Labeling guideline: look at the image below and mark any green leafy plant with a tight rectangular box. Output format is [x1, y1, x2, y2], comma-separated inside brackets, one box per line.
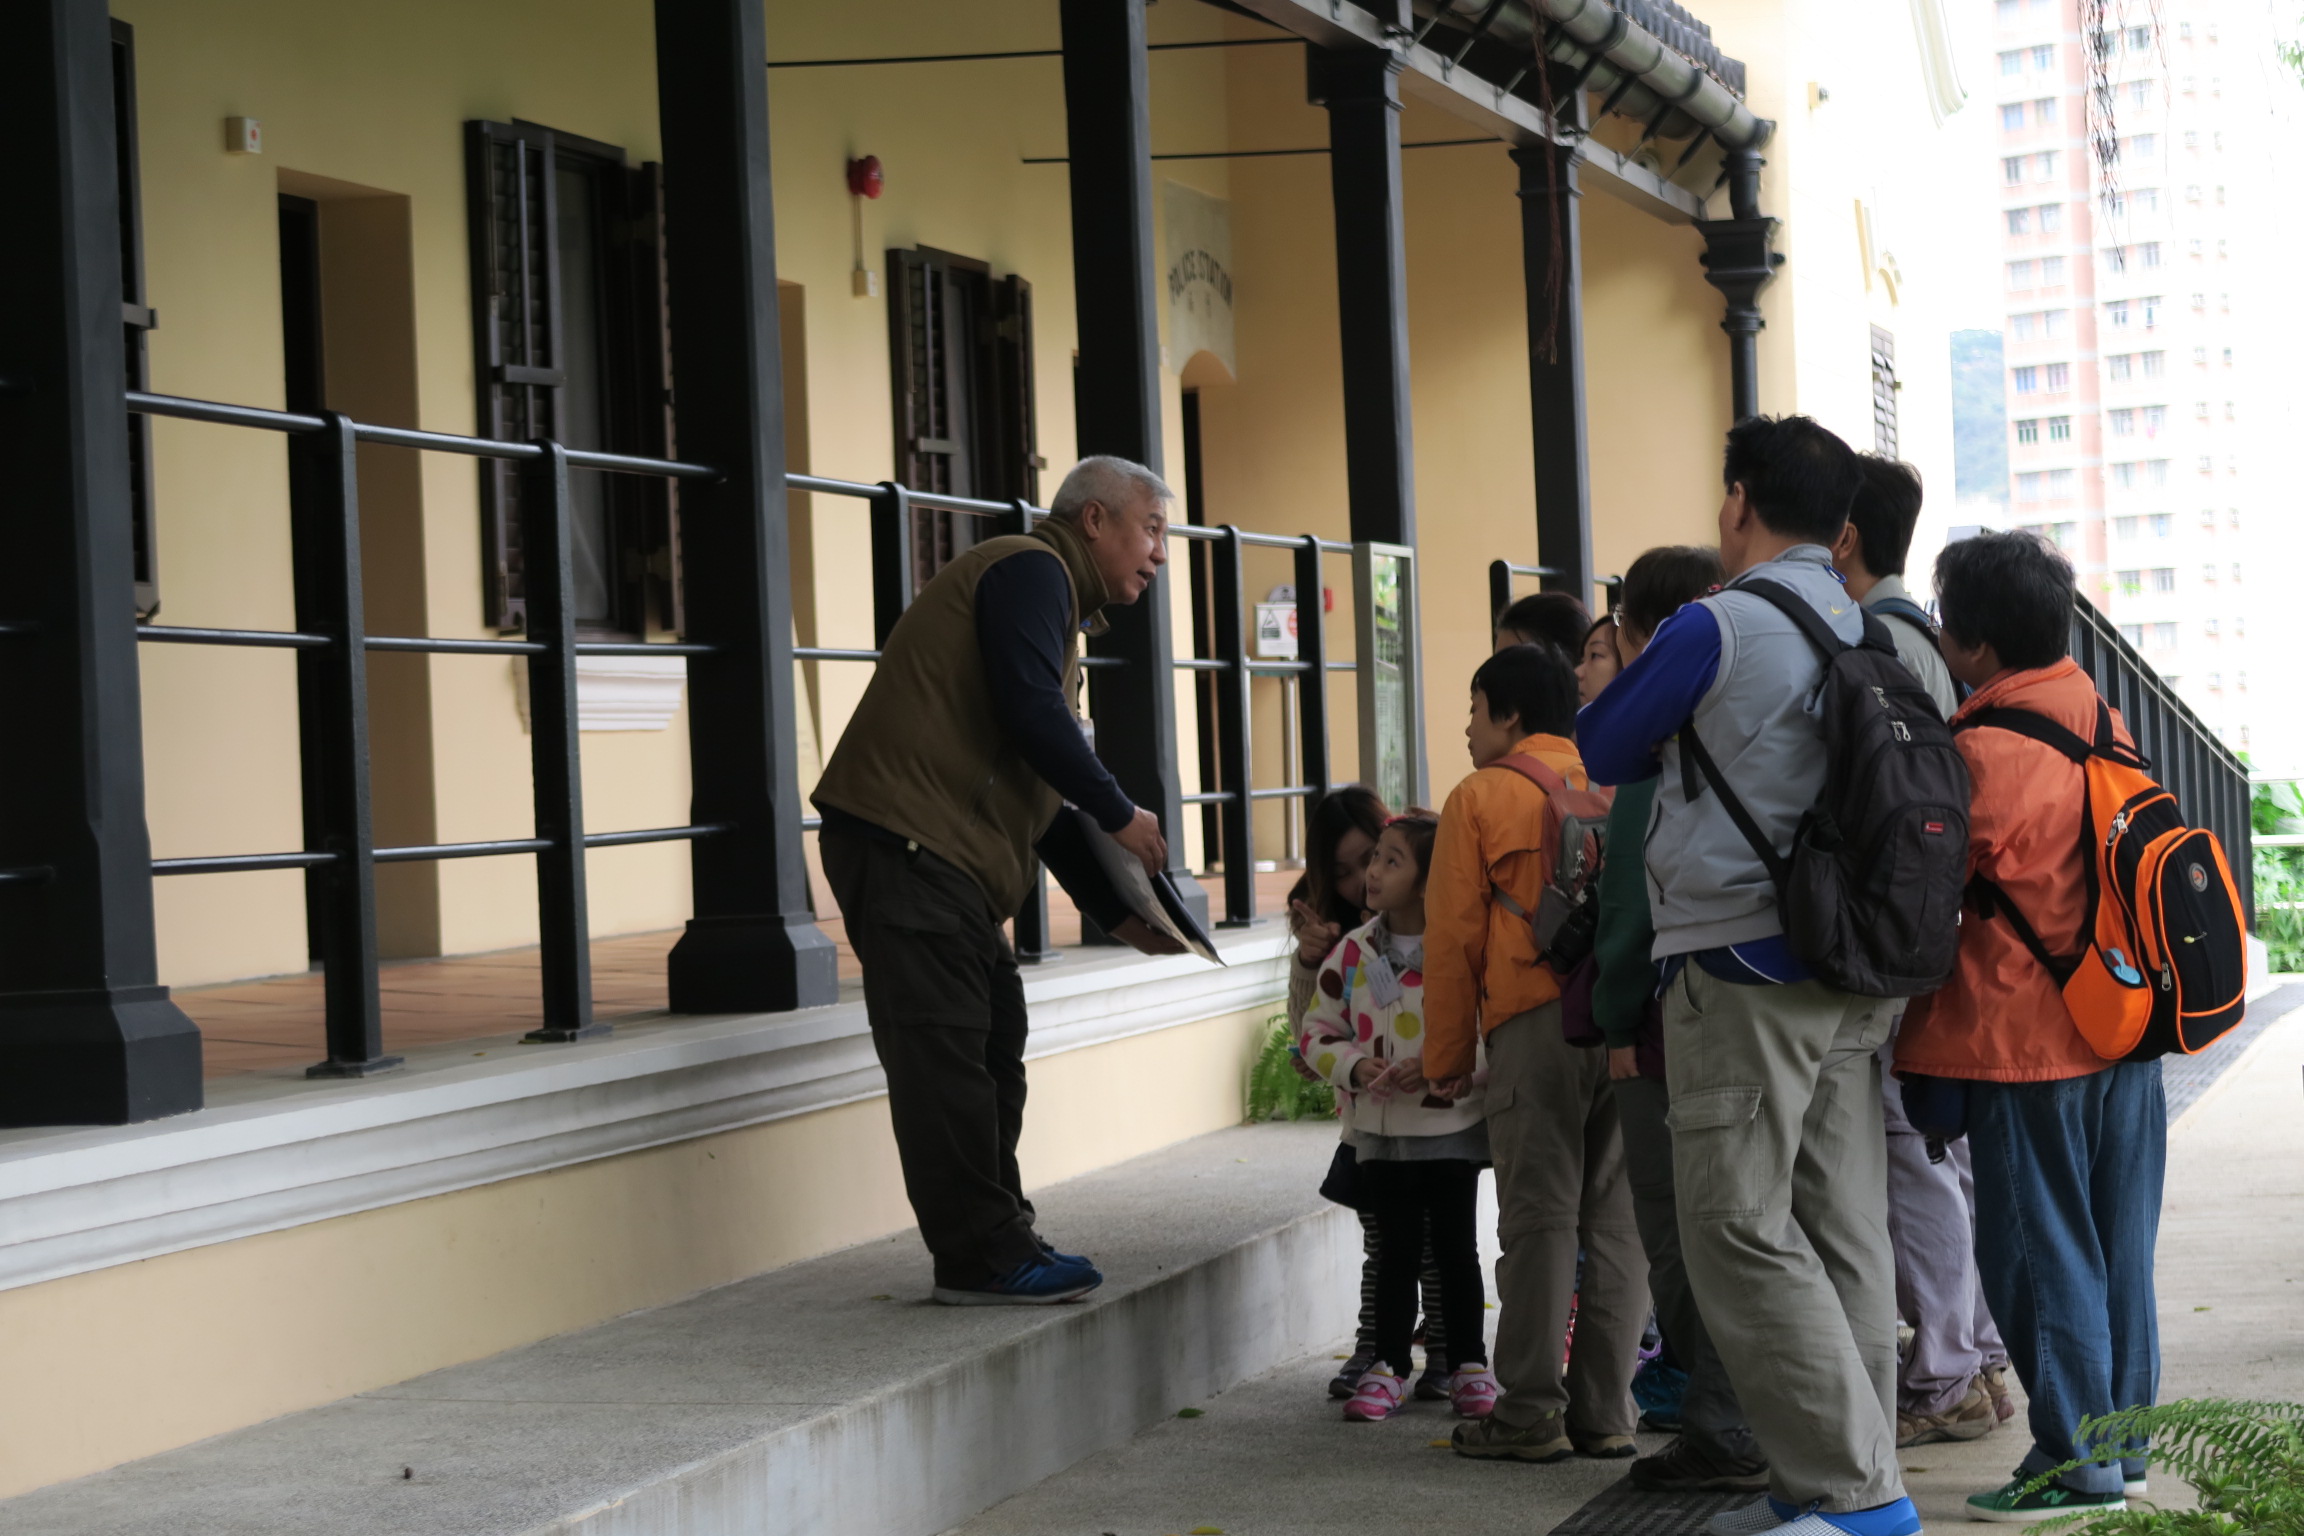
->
[1246, 1016, 1335, 1123]
[2253, 781, 2304, 973]
[2035, 1399, 2304, 1532]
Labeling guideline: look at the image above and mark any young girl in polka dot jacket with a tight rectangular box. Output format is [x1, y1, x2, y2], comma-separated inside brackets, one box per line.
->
[1298, 811, 1496, 1423]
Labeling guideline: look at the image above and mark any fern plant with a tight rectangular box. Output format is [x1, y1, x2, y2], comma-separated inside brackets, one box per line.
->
[2037, 1399, 2304, 1533]
[1246, 1016, 1335, 1123]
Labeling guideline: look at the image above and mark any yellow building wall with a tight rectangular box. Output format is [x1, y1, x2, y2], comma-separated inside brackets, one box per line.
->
[0, 1000, 1274, 1500]
[121, 0, 693, 986]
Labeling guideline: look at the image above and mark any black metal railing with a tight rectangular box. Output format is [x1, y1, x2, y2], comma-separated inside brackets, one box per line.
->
[780, 471, 1367, 936]
[123, 389, 724, 1078]
[2068, 596, 2254, 922]
[1488, 557, 1621, 630]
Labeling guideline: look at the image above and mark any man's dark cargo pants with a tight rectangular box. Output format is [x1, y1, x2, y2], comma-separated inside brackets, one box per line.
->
[821, 824, 1043, 1285]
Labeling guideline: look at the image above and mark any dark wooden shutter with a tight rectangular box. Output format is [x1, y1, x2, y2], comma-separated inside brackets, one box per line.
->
[466, 120, 566, 630]
[889, 247, 980, 593]
[113, 21, 159, 618]
[988, 274, 1041, 506]
[621, 160, 682, 634]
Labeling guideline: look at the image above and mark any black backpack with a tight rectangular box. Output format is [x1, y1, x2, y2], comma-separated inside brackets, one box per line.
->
[1867, 593, 1972, 707]
[1679, 580, 1973, 998]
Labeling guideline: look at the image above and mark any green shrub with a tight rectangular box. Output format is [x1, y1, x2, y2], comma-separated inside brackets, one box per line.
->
[2253, 781, 2304, 974]
[2035, 1399, 2304, 1532]
[1246, 1016, 1335, 1123]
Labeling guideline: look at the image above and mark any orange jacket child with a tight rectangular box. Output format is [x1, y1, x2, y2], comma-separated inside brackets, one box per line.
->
[1896, 658, 2132, 1083]
[1422, 732, 1589, 1081]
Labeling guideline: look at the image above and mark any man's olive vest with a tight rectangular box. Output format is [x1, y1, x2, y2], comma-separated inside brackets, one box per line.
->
[812, 517, 1111, 915]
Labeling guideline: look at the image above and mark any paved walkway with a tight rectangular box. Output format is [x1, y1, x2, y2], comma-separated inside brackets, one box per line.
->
[956, 991, 2304, 1536]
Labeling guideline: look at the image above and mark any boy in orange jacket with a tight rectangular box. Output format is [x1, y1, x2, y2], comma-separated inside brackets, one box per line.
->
[1896, 531, 2162, 1524]
[1425, 642, 1648, 1463]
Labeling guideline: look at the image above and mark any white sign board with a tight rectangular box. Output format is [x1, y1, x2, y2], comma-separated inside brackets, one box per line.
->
[1163, 182, 1235, 380]
[1254, 602, 1298, 660]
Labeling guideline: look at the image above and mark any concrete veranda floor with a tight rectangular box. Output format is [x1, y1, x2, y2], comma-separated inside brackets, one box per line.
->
[955, 995, 2304, 1536]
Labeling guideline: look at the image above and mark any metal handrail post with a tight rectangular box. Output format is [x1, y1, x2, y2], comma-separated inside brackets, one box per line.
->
[290, 414, 398, 1077]
[1008, 498, 1056, 961]
[1488, 557, 1513, 629]
[1213, 527, 1256, 926]
[519, 441, 602, 1042]
[870, 480, 916, 649]
[1295, 536, 1332, 805]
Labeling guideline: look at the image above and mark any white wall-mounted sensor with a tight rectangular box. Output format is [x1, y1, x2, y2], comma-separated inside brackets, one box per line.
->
[224, 117, 262, 155]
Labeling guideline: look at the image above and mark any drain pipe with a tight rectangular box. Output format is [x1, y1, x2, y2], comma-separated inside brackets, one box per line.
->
[1696, 147, 1780, 421]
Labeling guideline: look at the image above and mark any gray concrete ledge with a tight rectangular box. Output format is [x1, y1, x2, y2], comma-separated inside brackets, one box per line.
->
[0, 1120, 1357, 1536]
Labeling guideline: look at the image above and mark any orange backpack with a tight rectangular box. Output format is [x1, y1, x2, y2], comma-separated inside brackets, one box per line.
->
[1958, 700, 2246, 1061]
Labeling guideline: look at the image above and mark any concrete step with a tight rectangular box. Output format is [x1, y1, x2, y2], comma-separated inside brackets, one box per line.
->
[0, 1122, 1357, 1536]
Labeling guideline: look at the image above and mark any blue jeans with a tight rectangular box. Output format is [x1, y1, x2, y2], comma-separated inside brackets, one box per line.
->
[1968, 1061, 2166, 1495]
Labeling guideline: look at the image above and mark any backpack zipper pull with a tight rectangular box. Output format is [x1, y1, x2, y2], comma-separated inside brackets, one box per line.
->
[2159, 963, 2173, 992]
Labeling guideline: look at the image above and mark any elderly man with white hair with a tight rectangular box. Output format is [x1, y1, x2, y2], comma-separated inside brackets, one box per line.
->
[813, 454, 1184, 1305]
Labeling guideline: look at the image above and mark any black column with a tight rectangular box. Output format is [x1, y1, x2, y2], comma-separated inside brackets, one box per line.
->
[1513, 140, 1592, 601]
[656, 0, 839, 1013]
[1309, 45, 1416, 548]
[0, 0, 202, 1125]
[1696, 148, 1783, 425]
[1059, 0, 1203, 927]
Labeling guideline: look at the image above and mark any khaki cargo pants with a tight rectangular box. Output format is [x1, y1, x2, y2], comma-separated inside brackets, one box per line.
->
[1664, 963, 1904, 1513]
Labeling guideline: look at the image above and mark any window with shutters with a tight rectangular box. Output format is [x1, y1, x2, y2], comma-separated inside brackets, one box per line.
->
[464, 120, 678, 635]
[1868, 326, 1898, 455]
[113, 22, 159, 617]
[886, 246, 1041, 594]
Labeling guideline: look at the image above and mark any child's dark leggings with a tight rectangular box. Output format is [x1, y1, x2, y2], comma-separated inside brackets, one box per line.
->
[1360, 1157, 1487, 1379]
[1354, 1211, 1448, 1366]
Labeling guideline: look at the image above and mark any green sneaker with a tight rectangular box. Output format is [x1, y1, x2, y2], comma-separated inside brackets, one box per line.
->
[1967, 1471, 2128, 1524]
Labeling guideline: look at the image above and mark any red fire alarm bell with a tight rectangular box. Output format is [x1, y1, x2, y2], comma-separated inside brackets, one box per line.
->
[846, 156, 884, 199]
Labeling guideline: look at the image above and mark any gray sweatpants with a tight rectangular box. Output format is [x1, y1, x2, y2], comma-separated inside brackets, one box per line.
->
[1881, 1037, 2009, 1415]
[1485, 1004, 1649, 1437]
[1663, 964, 1904, 1514]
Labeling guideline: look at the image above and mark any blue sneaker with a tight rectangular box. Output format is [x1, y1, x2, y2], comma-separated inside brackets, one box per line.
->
[932, 1253, 1103, 1306]
[1038, 1237, 1091, 1267]
[1742, 1499, 1924, 1536]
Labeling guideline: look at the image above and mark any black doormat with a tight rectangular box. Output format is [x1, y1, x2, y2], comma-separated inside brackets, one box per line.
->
[1546, 1476, 1756, 1535]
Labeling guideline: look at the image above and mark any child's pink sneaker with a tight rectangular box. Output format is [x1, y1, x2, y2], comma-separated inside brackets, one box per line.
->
[1343, 1365, 1407, 1421]
[1450, 1364, 1499, 1419]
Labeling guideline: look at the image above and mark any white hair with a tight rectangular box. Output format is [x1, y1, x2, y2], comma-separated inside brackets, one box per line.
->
[1049, 455, 1173, 521]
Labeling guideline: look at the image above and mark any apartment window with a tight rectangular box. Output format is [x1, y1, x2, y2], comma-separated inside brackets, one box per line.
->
[2204, 618, 2220, 637]
[2184, 130, 2199, 149]
[2202, 563, 2219, 584]
[2135, 187, 2160, 211]
[2105, 246, 2128, 274]
[2197, 455, 2214, 475]
[2112, 462, 2136, 488]
[2016, 418, 2040, 445]
[2235, 615, 2246, 636]
[2143, 405, 2166, 435]
[2147, 460, 2170, 485]
[2214, 132, 2224, 150]
[2032, 44, 2054, 68]
[2149, 514, 2172, 537]
[2193, 347, 2208, 365]
[2219, 290, 2230, 309]
[2048, 415, 2072, 440]
[2199, 507, 2216, 528]
[2224, 401, 2236, 421]
[2000, 49, 2024, 76]
[2006, 207, 2032, 235]
[2114, 515, 2138, 538]
[2003, 155, 2027, 186]
[2195, 400, 2210, 419]
[2140, 296, 2161, 327]
[2107, 300, 2130, 329]
[2044, 310, 2068, 337]
[2222, 347, 2233, 365]
[2017, 472, 2046, 502]
[2191, 292, 2206, 310]
[2206, 673, 2222, 690]
[2115, 568, 2143, 596]
[887, 249, 1043, 587]
[2119, 623, 2144, 644]
[2143, 351, 2166, 377]
[2148, 568, 2176, 592]
[2128, 25, 2151, 49]
[2217, 240, 2228, 259]
[2014, 365, 2040, 394]
[2010, 312, 2038, 341]
[1997, 0, 2020, 19]
[464, 120, 679, 634]
[2008, 259, 2036, 289]
[2230, 509, 2241, 528]
[2232, 563, 2243, 584]
[2001, 102, 2026, 130]
[2046, 469, 2075, 499]
[2186, 184, 2203, 202]
[2139, 242, 2162, 268]
[1869, 326, 1898, 456]
[2039, 203, 2064, 233]
[2041, 256, 2067, 284]
[2034, 96, 2058, 124]
[2130, 133, 2158, 158]
[2045, 362, 2070, 390]
[2151, 622, 2177, 647]
[2109, 408, 2136, 437]
[2107, 353, 2134, 381]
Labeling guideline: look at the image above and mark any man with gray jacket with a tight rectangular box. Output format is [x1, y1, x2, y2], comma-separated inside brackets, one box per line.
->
[1580, 417, 1918, 1536]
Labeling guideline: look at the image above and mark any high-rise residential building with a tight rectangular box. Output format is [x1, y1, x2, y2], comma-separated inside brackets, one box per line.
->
[1988, 0, 2284, 764]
